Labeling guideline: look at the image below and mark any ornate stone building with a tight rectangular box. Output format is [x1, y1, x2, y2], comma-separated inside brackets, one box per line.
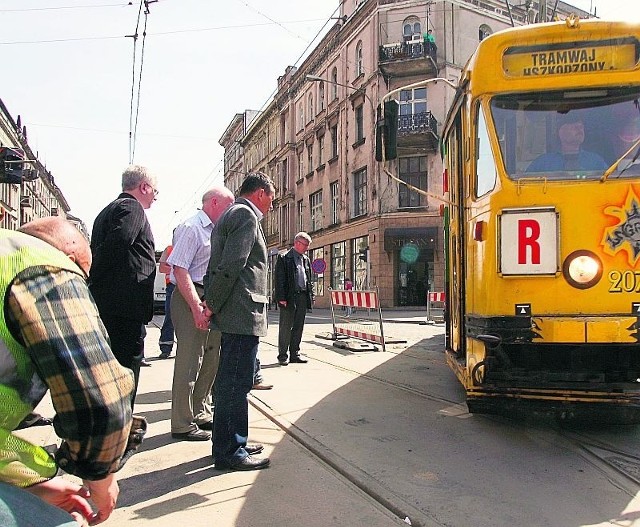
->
[220, 0, 588, 307]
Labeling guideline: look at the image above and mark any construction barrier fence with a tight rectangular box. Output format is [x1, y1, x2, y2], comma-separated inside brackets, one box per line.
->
[329, 288, 386, 351]
[426, 291, 445, 323]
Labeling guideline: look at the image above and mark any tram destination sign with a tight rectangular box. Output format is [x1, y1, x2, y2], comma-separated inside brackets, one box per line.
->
[503, 38, 639, 77]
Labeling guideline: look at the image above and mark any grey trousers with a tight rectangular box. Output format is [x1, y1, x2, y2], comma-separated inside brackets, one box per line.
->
[170, 285, 221, 433]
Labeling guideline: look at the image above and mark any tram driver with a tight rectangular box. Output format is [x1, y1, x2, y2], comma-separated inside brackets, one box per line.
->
[526, 112, 608, 174]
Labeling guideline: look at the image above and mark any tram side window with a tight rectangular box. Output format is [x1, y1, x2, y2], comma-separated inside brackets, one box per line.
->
[476, 107, 496, 197]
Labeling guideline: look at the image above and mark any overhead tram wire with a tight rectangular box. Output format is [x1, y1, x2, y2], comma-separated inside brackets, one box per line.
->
[127, 0, 155, 164]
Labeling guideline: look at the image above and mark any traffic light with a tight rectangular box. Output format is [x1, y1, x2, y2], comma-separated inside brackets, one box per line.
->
[375, 100, 399, 162]
[358, 247, 368, 262]
[0, 147, 25, 184]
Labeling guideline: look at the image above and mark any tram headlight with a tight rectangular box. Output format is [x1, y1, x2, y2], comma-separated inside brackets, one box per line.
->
[562, 250, 602, 289]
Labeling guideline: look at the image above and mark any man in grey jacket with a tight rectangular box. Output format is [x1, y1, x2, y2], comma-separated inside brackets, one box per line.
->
[203, 172, 274, 471]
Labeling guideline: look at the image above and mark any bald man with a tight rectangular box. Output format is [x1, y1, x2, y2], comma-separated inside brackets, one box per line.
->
[0, 217, 144, 527]
[168, 187, 235, 441]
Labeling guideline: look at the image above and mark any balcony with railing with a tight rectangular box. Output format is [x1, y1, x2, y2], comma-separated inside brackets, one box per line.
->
[397, 111, 439, 153]
[378, 40, 437, 78]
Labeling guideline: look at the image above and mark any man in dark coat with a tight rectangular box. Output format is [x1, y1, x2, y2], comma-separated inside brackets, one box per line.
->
[274, 232, 314, 365]
[89, 165, 157, 408]
[204, 172, 274, 471]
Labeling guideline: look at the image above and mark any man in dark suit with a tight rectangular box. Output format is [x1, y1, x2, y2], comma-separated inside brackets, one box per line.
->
[89, 165, 157, 408]
[275, 232, 314, 365]
[204, 172, 274, 471]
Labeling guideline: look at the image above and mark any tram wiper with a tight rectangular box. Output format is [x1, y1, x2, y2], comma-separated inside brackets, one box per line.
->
[600, 135, 640, 182]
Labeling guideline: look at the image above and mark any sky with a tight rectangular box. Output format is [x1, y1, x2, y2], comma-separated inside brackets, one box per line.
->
[0, 0, 639, 248]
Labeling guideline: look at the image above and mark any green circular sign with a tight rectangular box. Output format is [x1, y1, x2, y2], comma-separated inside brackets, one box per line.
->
[400, 243, 419, 264]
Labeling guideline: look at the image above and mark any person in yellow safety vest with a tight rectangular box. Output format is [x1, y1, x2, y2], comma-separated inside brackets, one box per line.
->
[0, 217, 146, 527]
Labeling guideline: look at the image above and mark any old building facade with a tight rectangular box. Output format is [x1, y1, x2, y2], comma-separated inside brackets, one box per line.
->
[220, 0, 587, 308]
[0, 99, 87, 237]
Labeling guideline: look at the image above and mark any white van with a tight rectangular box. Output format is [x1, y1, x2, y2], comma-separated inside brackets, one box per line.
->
[153, 264, 167, 313]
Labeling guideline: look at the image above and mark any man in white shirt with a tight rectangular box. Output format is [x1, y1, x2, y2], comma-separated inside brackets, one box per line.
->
[168, 187, 234, 441]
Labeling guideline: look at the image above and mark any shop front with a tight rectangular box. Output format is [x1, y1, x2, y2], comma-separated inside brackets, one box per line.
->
[384, 227, 439, 307]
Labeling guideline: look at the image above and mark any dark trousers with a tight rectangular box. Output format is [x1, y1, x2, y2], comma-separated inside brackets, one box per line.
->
[213, 333, 259, 465]
[100, 314, 145, 409]
[159, 282, 175, 353]
[277, 293, 308, 361]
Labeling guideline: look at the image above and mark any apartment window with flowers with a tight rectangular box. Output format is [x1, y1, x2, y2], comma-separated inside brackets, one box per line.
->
[330, 181, 339, 225]
[310, 190, 323, 232]
[297, 199, 304, 232]
[353, 167, 367, 217]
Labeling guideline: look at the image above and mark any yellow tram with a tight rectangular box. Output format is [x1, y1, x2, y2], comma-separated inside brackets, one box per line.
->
[441, 18, 640, 422]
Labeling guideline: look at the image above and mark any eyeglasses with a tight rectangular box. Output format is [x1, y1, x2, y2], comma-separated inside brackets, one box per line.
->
[145, 182, 159, 197]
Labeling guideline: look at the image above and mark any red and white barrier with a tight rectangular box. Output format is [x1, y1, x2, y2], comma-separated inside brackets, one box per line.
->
[329, 288, 386, 351]
[426, 291, 445, 323]
[330, 290, 379, 309]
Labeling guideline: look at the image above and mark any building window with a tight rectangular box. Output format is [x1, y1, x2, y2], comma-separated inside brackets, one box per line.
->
[310, 190, 323, 232]
[331, 241, 346, 289]
[403, 18, 422, 42]
[318, 135, 324, 166]
[330, 181, 339, 225]
[351, 235, 368, 289]
[330, 124, 338, 158]
[307, 144, 313, 174]
[297, 199, 304, 232]
[308, 94, 314, 122]
[280, 159, 288, 194]
[319, 82, 325, 112]
[298, 151, 304, 180]
[355, 41, 363, 77]
[355, 105, 364, 143]
[299, 103, 304, 130]
[281, 202, 290, 243]
[331, 67, 338, 100]
[353, 167, 367, 217]
[399, 156, 427, 208]
[310, 247, 324, 297]
[400, 88, 427, 116]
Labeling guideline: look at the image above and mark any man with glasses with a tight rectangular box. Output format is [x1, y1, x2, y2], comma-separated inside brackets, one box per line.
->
[274, 232, 314, 366]
[89, 165, 157, 408]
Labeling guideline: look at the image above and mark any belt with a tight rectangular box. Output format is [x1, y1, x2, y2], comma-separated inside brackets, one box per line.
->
[295, 289, 307, 294]
[194, 283, 204, 288]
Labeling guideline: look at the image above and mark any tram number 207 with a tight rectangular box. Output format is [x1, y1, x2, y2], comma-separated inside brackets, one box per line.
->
[608, 270, 640, 293]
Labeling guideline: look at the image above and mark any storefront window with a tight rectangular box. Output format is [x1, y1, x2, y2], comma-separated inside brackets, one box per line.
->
[331, 241, 346, 289]
[351, 235, 368, 289]
[310, 247, 324, 296]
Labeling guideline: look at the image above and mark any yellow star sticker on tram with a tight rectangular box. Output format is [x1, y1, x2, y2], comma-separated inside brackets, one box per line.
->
[601, 187, 640, 266]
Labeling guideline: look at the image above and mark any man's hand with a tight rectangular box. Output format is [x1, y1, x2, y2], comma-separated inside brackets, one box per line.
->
[27, 477, 95, 525]
[279, 300, 287, 308]
[192, 306, 211, 331]
[84, 474, 119, 524]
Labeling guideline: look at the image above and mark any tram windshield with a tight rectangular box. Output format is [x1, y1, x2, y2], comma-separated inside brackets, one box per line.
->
[490, 87, 640, 180]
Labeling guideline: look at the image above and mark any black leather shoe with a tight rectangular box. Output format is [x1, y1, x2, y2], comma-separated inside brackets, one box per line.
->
[140, 359, 152, 367]
[171, 428, 211, 441]
[278, 359, 289, 366]
[245, 443, 264, 455]
[216, 455, 270, 471]
[289, 356, 308, 363]
[197, 420, 213, 431]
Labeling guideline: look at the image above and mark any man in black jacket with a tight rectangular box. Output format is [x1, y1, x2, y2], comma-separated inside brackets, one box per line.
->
[274, 232, 314, 365]
[89, 165, 157, 408]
